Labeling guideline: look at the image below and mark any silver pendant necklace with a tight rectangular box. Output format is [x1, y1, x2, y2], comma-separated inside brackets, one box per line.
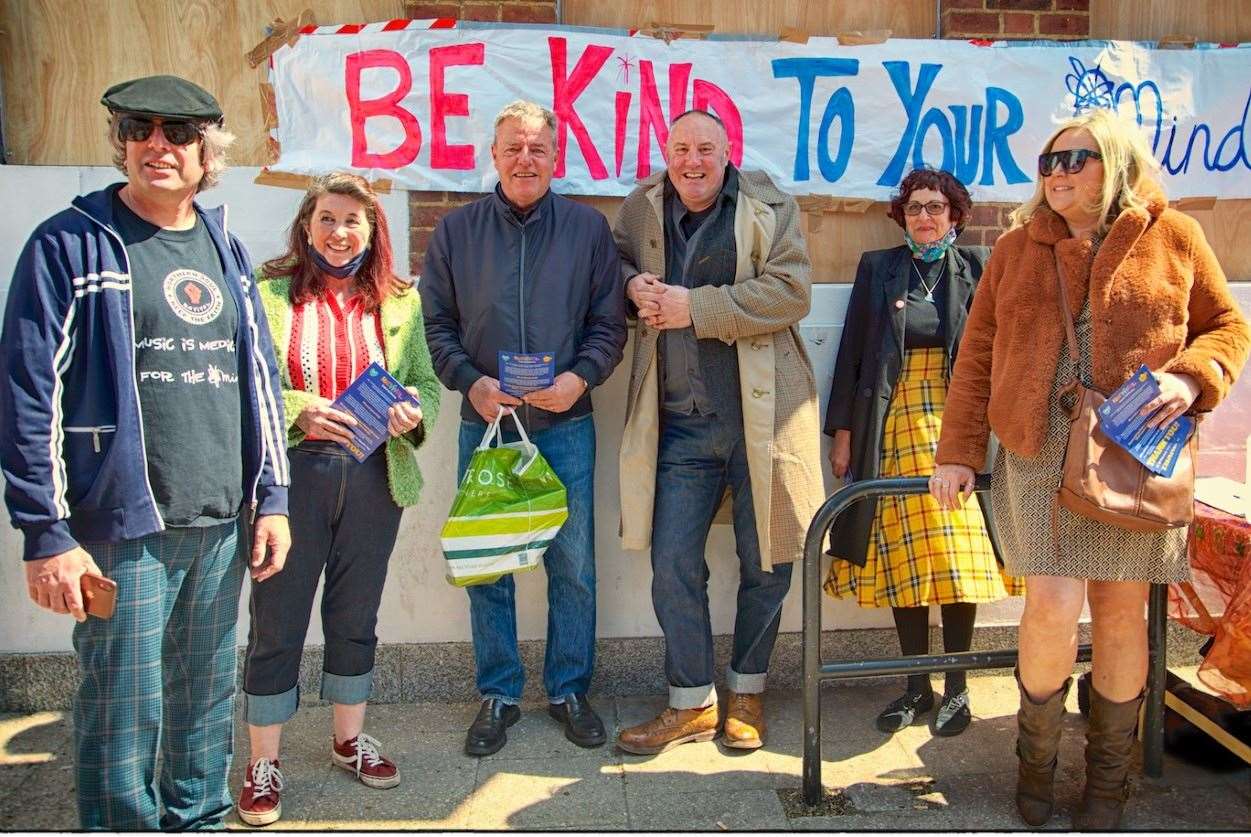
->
[911, 258, 946, 302]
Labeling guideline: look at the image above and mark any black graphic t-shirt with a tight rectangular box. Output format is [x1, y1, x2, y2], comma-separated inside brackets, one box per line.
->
[112, 191, 244, 526]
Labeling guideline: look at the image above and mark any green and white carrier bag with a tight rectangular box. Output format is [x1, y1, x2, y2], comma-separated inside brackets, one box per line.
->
[440, 409, 569, 587]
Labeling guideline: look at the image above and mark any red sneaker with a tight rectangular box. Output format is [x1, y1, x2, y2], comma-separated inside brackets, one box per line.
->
[332, 732, 401, 789]
[236, 758, 284, 827]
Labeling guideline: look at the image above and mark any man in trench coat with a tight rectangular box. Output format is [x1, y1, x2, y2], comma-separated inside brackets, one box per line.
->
[612, 110, 825, 754]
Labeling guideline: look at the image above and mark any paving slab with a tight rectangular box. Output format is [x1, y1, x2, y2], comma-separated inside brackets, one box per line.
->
[626, 787, 790, 830]
[620, 738, 789, 793]
[467, 755, 627, 830]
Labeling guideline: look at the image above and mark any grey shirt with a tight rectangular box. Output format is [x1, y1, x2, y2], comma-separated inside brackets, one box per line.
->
[659, 186, 731, 415]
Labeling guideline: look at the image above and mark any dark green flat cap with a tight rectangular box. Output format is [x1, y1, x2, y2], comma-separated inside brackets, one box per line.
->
[100, 75, 223, 122]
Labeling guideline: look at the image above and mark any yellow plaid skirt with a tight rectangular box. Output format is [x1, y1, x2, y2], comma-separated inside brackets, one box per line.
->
[825, 347, 1025, 608]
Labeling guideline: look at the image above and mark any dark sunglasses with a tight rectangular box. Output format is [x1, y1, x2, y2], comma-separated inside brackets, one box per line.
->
[117, 116, 203, 147]
[1038, 148, 1102, 177]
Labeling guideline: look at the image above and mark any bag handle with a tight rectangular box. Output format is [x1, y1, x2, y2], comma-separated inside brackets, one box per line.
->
[1052, 252, 1081, 388]
[477, 407, 540, 475]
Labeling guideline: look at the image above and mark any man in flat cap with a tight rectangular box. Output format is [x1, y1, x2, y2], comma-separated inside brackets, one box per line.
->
[0, 75, 290, 829]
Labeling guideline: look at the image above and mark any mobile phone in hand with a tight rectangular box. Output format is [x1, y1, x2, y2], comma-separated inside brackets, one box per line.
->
[80, 572, 117, 619]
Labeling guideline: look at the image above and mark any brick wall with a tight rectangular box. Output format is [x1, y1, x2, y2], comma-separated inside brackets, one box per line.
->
[940, 0, 1089, 246]
[942, 0, 1091, 41]
[403, 0, 1088, 270]
[403, 0, 557, 274]
[404, 0, 556, 24]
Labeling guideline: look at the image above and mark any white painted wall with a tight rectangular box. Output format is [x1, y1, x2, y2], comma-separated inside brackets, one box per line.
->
[0, 165, 1025, 654]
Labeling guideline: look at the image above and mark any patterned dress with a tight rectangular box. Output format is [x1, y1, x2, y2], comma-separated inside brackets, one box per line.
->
[991, 303, 1189, 582]
[827, 347, 1026, 607]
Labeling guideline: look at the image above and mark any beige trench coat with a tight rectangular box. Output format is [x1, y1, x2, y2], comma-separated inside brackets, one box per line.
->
[613, 169, 825, 571]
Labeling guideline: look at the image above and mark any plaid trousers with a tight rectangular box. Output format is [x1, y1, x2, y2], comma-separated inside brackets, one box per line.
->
[72, 520, 244, 830]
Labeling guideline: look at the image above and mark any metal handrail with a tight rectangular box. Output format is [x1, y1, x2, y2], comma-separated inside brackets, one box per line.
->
[800, 475, 1166, 805]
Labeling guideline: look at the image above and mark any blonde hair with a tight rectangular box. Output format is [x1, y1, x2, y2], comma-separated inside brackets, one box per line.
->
[1009, 108, 1162, 235]
[492, 100, 557, 142]
[107, 112, 235, 192]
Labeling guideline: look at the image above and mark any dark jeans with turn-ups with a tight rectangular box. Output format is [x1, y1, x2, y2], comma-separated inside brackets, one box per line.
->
[243, 441, 402, 725]
[650, 409, 793, 710]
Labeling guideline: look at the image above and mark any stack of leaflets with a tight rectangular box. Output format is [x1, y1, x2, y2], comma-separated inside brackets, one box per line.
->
[1095, 364, 1195, 478]
[331, 362, 421, 462]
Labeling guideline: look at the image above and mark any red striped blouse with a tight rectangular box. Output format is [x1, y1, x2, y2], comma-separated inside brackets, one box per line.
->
[287, 292, 387, 401]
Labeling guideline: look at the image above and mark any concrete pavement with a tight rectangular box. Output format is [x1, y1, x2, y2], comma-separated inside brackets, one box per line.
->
[1, 669, 1247, 831]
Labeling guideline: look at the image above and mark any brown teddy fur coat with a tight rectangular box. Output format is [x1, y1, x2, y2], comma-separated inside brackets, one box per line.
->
[937, 182, 1250, 470]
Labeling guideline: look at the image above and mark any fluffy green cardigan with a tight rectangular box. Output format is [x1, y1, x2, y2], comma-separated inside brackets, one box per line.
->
[257, 275, 441, 507]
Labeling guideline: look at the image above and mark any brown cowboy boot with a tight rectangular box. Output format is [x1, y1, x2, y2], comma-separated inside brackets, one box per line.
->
[1073, 685, 1143, 830]
[1015, 670, 1073, 827]
[723, 691, 766, 749]
[616, 704, 720, 755]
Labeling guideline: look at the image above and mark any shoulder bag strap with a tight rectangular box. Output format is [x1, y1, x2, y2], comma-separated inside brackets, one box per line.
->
[1052, 252, 1081, 387]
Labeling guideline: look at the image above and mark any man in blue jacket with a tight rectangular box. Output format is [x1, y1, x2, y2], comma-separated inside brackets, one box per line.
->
[0, 75, 291, 830]
[420, 100, 626, 756]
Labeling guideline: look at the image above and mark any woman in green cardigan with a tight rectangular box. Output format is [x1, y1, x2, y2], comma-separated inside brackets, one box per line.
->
[236, 172, 441, 826]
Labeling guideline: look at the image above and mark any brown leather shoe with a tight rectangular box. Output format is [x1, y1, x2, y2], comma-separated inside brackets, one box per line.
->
[723, 691, 766, 749]
[617, 705, 720, 755]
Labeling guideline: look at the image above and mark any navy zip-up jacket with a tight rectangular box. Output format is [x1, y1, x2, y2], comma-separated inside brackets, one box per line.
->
[419, 186, 626, 432]
[0, 184, 290, 561]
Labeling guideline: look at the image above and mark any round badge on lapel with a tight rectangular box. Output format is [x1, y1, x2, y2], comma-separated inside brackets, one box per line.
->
[895, 299, 906, 309]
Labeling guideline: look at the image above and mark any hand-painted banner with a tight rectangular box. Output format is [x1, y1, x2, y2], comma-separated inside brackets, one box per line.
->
[268, 21, 1251, 201]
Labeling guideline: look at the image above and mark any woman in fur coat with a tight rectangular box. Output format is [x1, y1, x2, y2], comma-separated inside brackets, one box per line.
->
[931, 108, 1249, 829]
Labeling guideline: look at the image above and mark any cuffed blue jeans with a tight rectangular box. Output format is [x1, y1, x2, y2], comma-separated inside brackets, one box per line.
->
[651, 410, 793, 709]
[457, 414, 597, 705]
[243, 442, 402, 725]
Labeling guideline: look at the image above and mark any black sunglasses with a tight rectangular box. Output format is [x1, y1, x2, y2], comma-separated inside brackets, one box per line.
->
[117, 116, 203, 147]
[1038, 148, 1102, 177]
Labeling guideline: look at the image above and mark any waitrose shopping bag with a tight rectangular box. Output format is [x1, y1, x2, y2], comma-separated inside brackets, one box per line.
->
[440, 409, 569, 587]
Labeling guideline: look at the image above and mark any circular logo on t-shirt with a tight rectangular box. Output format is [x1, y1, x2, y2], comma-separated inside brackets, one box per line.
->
[163, 270, 224, 325]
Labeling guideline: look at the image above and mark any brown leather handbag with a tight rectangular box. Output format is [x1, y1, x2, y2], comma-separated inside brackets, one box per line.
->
[1053, 258, 1196, 533]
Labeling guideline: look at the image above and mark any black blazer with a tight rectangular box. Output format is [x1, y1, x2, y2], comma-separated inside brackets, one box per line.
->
[823, 243, 1002, 568]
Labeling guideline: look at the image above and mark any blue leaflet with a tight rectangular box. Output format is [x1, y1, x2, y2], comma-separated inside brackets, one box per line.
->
[1095, 364, 1195, 478]
[331, 362, 421, 462]
[498, 351, 556, 397]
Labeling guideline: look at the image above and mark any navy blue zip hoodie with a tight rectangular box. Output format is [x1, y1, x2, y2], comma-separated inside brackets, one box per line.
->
[0, 184, 290, 561]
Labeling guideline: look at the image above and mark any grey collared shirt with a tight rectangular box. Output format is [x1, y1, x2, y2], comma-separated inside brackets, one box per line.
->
[659, 195, 718, 415]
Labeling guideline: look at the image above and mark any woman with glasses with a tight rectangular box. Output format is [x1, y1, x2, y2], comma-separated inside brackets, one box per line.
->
[823, 167, 1023, 738]
[932, 110, 1247, 828]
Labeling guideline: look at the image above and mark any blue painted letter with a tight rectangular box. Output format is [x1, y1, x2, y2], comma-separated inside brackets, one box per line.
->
[772, 57, 860, 181]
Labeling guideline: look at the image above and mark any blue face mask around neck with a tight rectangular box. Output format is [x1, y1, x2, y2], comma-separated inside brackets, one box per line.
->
[904, 227, 958, 262]
[307, 240, 370, 279]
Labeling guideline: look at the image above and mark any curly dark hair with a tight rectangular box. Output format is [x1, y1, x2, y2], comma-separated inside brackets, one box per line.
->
[886, 168, 974, 232]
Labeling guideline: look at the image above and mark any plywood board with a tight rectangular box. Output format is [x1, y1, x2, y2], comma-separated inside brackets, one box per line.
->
[0, 0, 404, 166]
[562, 0, 936, 38]
[1178, 199, 1251, 283]
[1090, 0, 1251, 43]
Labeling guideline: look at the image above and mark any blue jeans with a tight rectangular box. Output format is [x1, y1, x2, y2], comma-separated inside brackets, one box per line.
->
[457, 414, 597, 704]
[73, 521, 244, 830]
[651, 410, 793, 709]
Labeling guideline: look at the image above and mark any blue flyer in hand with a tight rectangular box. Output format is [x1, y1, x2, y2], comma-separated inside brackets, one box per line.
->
[1095, 364, 1195, 477]
[331, 362, 420, 462]
[498, 351, 555, 396]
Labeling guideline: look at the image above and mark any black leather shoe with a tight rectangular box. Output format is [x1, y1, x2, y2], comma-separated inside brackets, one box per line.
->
[464, 698, 521, 757]
[547, 693, 607, 748]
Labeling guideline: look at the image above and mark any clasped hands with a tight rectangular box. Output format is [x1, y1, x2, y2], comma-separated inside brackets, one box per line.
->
[627, 273, 692, 331]
[467, 372, 587, 423]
